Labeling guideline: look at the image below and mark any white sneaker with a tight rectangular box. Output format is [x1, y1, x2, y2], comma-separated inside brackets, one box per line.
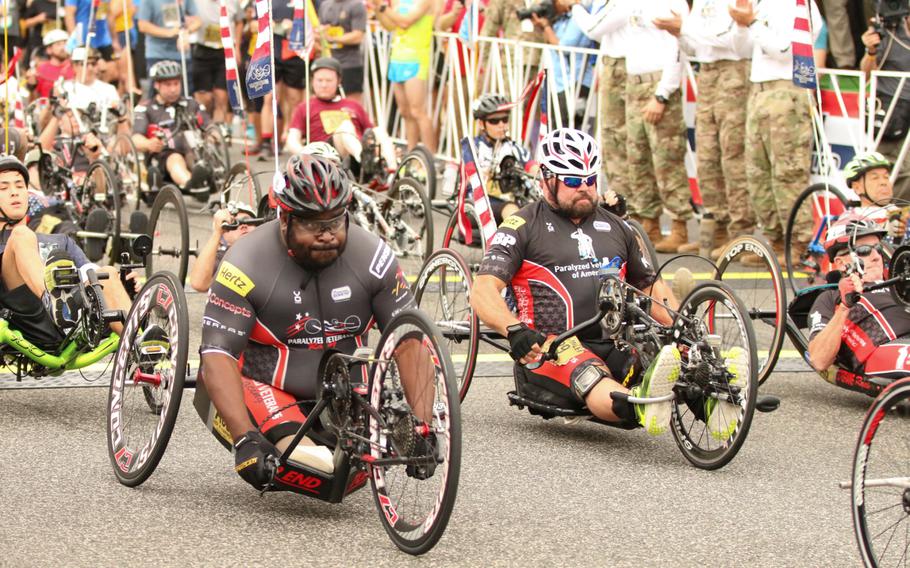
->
[632, 345, 681, 435]
[707, 347, 748, 441]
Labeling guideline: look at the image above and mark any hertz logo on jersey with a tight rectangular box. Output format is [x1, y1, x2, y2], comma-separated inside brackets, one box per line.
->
[500, 215, 525, 231]
[216, 261, 255, 297]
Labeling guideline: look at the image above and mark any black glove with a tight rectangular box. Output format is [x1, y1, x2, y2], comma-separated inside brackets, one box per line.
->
[233, 430, 280, 490]
[601, 194, 627, 217]
[506, 322, 547, 362]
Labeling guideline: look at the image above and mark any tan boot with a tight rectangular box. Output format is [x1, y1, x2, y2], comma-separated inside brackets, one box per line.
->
[670, 266, 694, 300]
[678, 241, 700, 253]
[655, 220, 689, 254]
[636, 216, 662, 244]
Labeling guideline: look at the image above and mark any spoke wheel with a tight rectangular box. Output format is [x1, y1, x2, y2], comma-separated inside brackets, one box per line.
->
[384, 177, 434, 276]
[441, 205, 486, 274]
[203, 126, 231, 192]
[414, 249, 479, 401]
[220, 162, 262, 210]
[670, 282, 758, 470]
[715, 235, 787, 386]
[109, 133, 144, 212]
[107, 272, 189, 486]
[396, 145, 437, 200]
[852, 378, 910, 568]
[146, 185, 190, 284]
[785, 183, 852, 295]
[78, 160, 120, 263]
[368, 309, 461, 555]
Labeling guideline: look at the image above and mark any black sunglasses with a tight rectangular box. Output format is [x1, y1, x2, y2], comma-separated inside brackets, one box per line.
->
[484, 116, 509, 125]
[837, 244, 884, 258]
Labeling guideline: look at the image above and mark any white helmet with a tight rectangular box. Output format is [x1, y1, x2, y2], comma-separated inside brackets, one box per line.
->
[300, 141, 341, 163]
[43, 29, 69, 47]
[537, 128, 600, 177]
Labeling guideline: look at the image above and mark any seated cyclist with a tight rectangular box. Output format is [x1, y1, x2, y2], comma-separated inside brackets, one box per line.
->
[284, 57, 373, 165]
[132, 61, 213, 200]
[0, 156, 132, 348]
[471, 128, 744, 440]
[38, 94, 105, 183]
[842, 152, 907, 240]
[808, 214, 910, 396]
[189, 201, 257, 292]
[199, 154, 436, 489]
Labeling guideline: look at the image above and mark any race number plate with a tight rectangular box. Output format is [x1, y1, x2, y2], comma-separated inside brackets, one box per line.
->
[554, 336, 585, 366]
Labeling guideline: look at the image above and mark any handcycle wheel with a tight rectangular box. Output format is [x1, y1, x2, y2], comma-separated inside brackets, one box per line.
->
[109, 133, 143, 212]
[670, 281, 759, 470]
[107, 271, 189, 487]
[441, 204, 486, 273]
[384, 177, 434, 275]
[626, 218, 660, 270]
[785, 183, 852, 295]
[204, 125, 231, 191]
[396, 145, 437, 200]
[78, 160, 121, 263]
[850, 377, 910, 568]
[146, 185, 190, 285]
[368, 309, 461, 555]
[714, 235, 787, 386]
[414, 248, 479, 401]
[220, 162, 262, 210]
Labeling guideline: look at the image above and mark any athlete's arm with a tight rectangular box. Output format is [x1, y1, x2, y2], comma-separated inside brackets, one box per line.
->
[284, 128, 305, 156]
[808, 305, 849, 371]
[201, 352, 256, 438]
[643, 279, 676, 326]
[189, 210, 232, 292]
[472, 274, 520, 337]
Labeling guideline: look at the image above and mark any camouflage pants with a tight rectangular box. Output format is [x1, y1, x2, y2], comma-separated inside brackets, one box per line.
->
[696, 59, 755, 236]
[745, 80, 813, 242]
[625, 77, 691, 220]
[598, 56, 628, 196]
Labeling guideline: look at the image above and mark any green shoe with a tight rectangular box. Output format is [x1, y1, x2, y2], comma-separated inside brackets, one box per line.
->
[706, 347, 748, 441]
[631, 345, 681, 435]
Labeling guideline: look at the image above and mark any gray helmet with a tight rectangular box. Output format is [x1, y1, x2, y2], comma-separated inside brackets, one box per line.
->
[311, 57, 342, 76]
[277, 154, 352, 216]
[472, 94, 511, 120]
[149, 60, 182, 81]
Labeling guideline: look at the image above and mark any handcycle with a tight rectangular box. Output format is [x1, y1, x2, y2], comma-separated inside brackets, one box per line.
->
[0, 235, 153, 383]
[414, 246, 766, 470]
[106, 306, 462, 555]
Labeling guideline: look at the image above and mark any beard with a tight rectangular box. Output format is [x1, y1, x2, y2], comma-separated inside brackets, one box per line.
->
[555, 189, 598, 219]
[289, 239, 348, 271]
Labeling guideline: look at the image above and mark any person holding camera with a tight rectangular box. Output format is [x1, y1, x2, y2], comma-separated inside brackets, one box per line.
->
[807, 214, 910, 396]
[480, 0, 544, 61]
[729, 0, 822, 266]
[861, 8, 910, 201]
[654, 0, 756, 260]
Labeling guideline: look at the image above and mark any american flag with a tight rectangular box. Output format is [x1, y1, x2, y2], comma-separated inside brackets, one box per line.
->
[791, 0, 817, 89]
[456, 137, 497, 247]
[538, 74, 549, 145]
[245, 0, 273, 99]
[219, 0, 243, 114]
[288, 0, 305, 53]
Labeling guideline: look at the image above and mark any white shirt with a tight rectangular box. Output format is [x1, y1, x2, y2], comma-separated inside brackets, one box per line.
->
[679, 0, 752, 62]
[63, 79, 122, 133]
[621, 0, 689, 98]
[731, 0, 822, 83]
[572, 0, 627, 59]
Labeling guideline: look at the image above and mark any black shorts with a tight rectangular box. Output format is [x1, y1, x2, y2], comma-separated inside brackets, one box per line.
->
[340, 66, 364, 95]
[275, 44, 307, 89]
[0, 280, 64, 351]
[192, 45, 227, 92]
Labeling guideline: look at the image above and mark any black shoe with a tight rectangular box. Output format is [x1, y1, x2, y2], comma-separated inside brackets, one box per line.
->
[257, 142, 276, 162]
[183, 164, 213, 193]
[44, 249, 81, 330]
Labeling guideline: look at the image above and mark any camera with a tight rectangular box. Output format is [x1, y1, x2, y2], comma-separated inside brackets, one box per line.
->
[516, 0, 556, 22]
[874, 0, 910, 32]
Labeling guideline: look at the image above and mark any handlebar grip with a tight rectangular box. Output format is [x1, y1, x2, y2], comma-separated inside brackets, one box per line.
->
[847, 291, 860, 306]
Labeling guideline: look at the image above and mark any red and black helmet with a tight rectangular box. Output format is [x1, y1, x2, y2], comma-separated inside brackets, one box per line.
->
[275, 154, 352, 216]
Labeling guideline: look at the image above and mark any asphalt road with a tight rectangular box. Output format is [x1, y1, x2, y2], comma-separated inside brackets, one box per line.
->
[0, 151, 875, 566]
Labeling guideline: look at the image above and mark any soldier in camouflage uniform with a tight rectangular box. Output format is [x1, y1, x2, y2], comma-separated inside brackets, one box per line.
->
[730, 0, 821, 261]
[480, 0, 545, 65]
[655, 0, 755, 258]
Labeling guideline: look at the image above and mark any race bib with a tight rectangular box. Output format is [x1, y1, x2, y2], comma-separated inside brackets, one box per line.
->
[318, 110, 352, 135]
[553, 336, 585, 367]
[203, 24, 220, 45]
[162, 3, 180, 29]
[326, 25, 344, 49]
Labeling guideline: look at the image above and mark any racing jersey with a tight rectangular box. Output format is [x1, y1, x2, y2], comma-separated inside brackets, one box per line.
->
[809, 286, 910, 371]
[132, 97, 210, 157]
[200, 220, 416, 399]
[478, 201, 656, 338]
[473, 135, 531, 199]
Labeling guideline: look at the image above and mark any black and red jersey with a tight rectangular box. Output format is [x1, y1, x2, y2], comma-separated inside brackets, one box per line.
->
[809, 287, 910, 372]
[199, 220, 416, 399]
[477, 201, 656, 337]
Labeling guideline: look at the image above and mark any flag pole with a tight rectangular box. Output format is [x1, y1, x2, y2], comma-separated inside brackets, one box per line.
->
[267, 0, 279, 174]
[80, 0, 98, 84]
[3, 0, 9, 150]
[177, 0, 189, 96]
[121, 0, 135, 121]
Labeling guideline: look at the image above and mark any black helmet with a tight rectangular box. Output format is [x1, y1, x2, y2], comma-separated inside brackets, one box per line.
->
[0, 155, 29, 186]
[0, 128, 24, 160]
[276, 154, 352, 216]
[472, 94, 511, 120]
[311, 57, 342, 76]
[149, 60, 182, 81]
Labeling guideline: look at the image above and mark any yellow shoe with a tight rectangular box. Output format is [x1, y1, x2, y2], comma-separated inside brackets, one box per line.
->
[706, 347, 749, 441]
[632, 345, 681, 435]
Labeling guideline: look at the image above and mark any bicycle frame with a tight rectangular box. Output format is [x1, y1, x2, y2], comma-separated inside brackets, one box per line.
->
[0, 318, 119, 377]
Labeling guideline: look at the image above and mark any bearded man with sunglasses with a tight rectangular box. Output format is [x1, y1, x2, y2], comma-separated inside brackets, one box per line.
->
[471, 128, 743, 439]
[808, 215, 910, 396]
[199, 154, 435, 490]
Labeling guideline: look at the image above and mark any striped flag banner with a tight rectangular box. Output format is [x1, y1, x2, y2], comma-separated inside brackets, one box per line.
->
[289, 0, 305, 52]
[245, 0, 273, 99]
[792, 0, 817, 89]
[538, 76, 548, 146]
[0, 48, 21, 85]
[219, 0, 243, 114]
[456, 137, 497, 246]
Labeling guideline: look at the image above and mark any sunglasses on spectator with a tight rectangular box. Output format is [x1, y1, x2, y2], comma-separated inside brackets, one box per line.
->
[295, 211, 347, 235]
[559, 174, 597, 189]
[484, 116, 509, 125]
[837, 244, 884, 259]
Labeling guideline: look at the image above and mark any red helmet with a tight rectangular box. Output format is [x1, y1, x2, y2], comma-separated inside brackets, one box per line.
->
[824, 212, 887, 261]
[275, 154, 352, 216]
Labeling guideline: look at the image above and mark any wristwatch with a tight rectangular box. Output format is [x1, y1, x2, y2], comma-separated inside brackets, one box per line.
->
[654, 94, 668, 105]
